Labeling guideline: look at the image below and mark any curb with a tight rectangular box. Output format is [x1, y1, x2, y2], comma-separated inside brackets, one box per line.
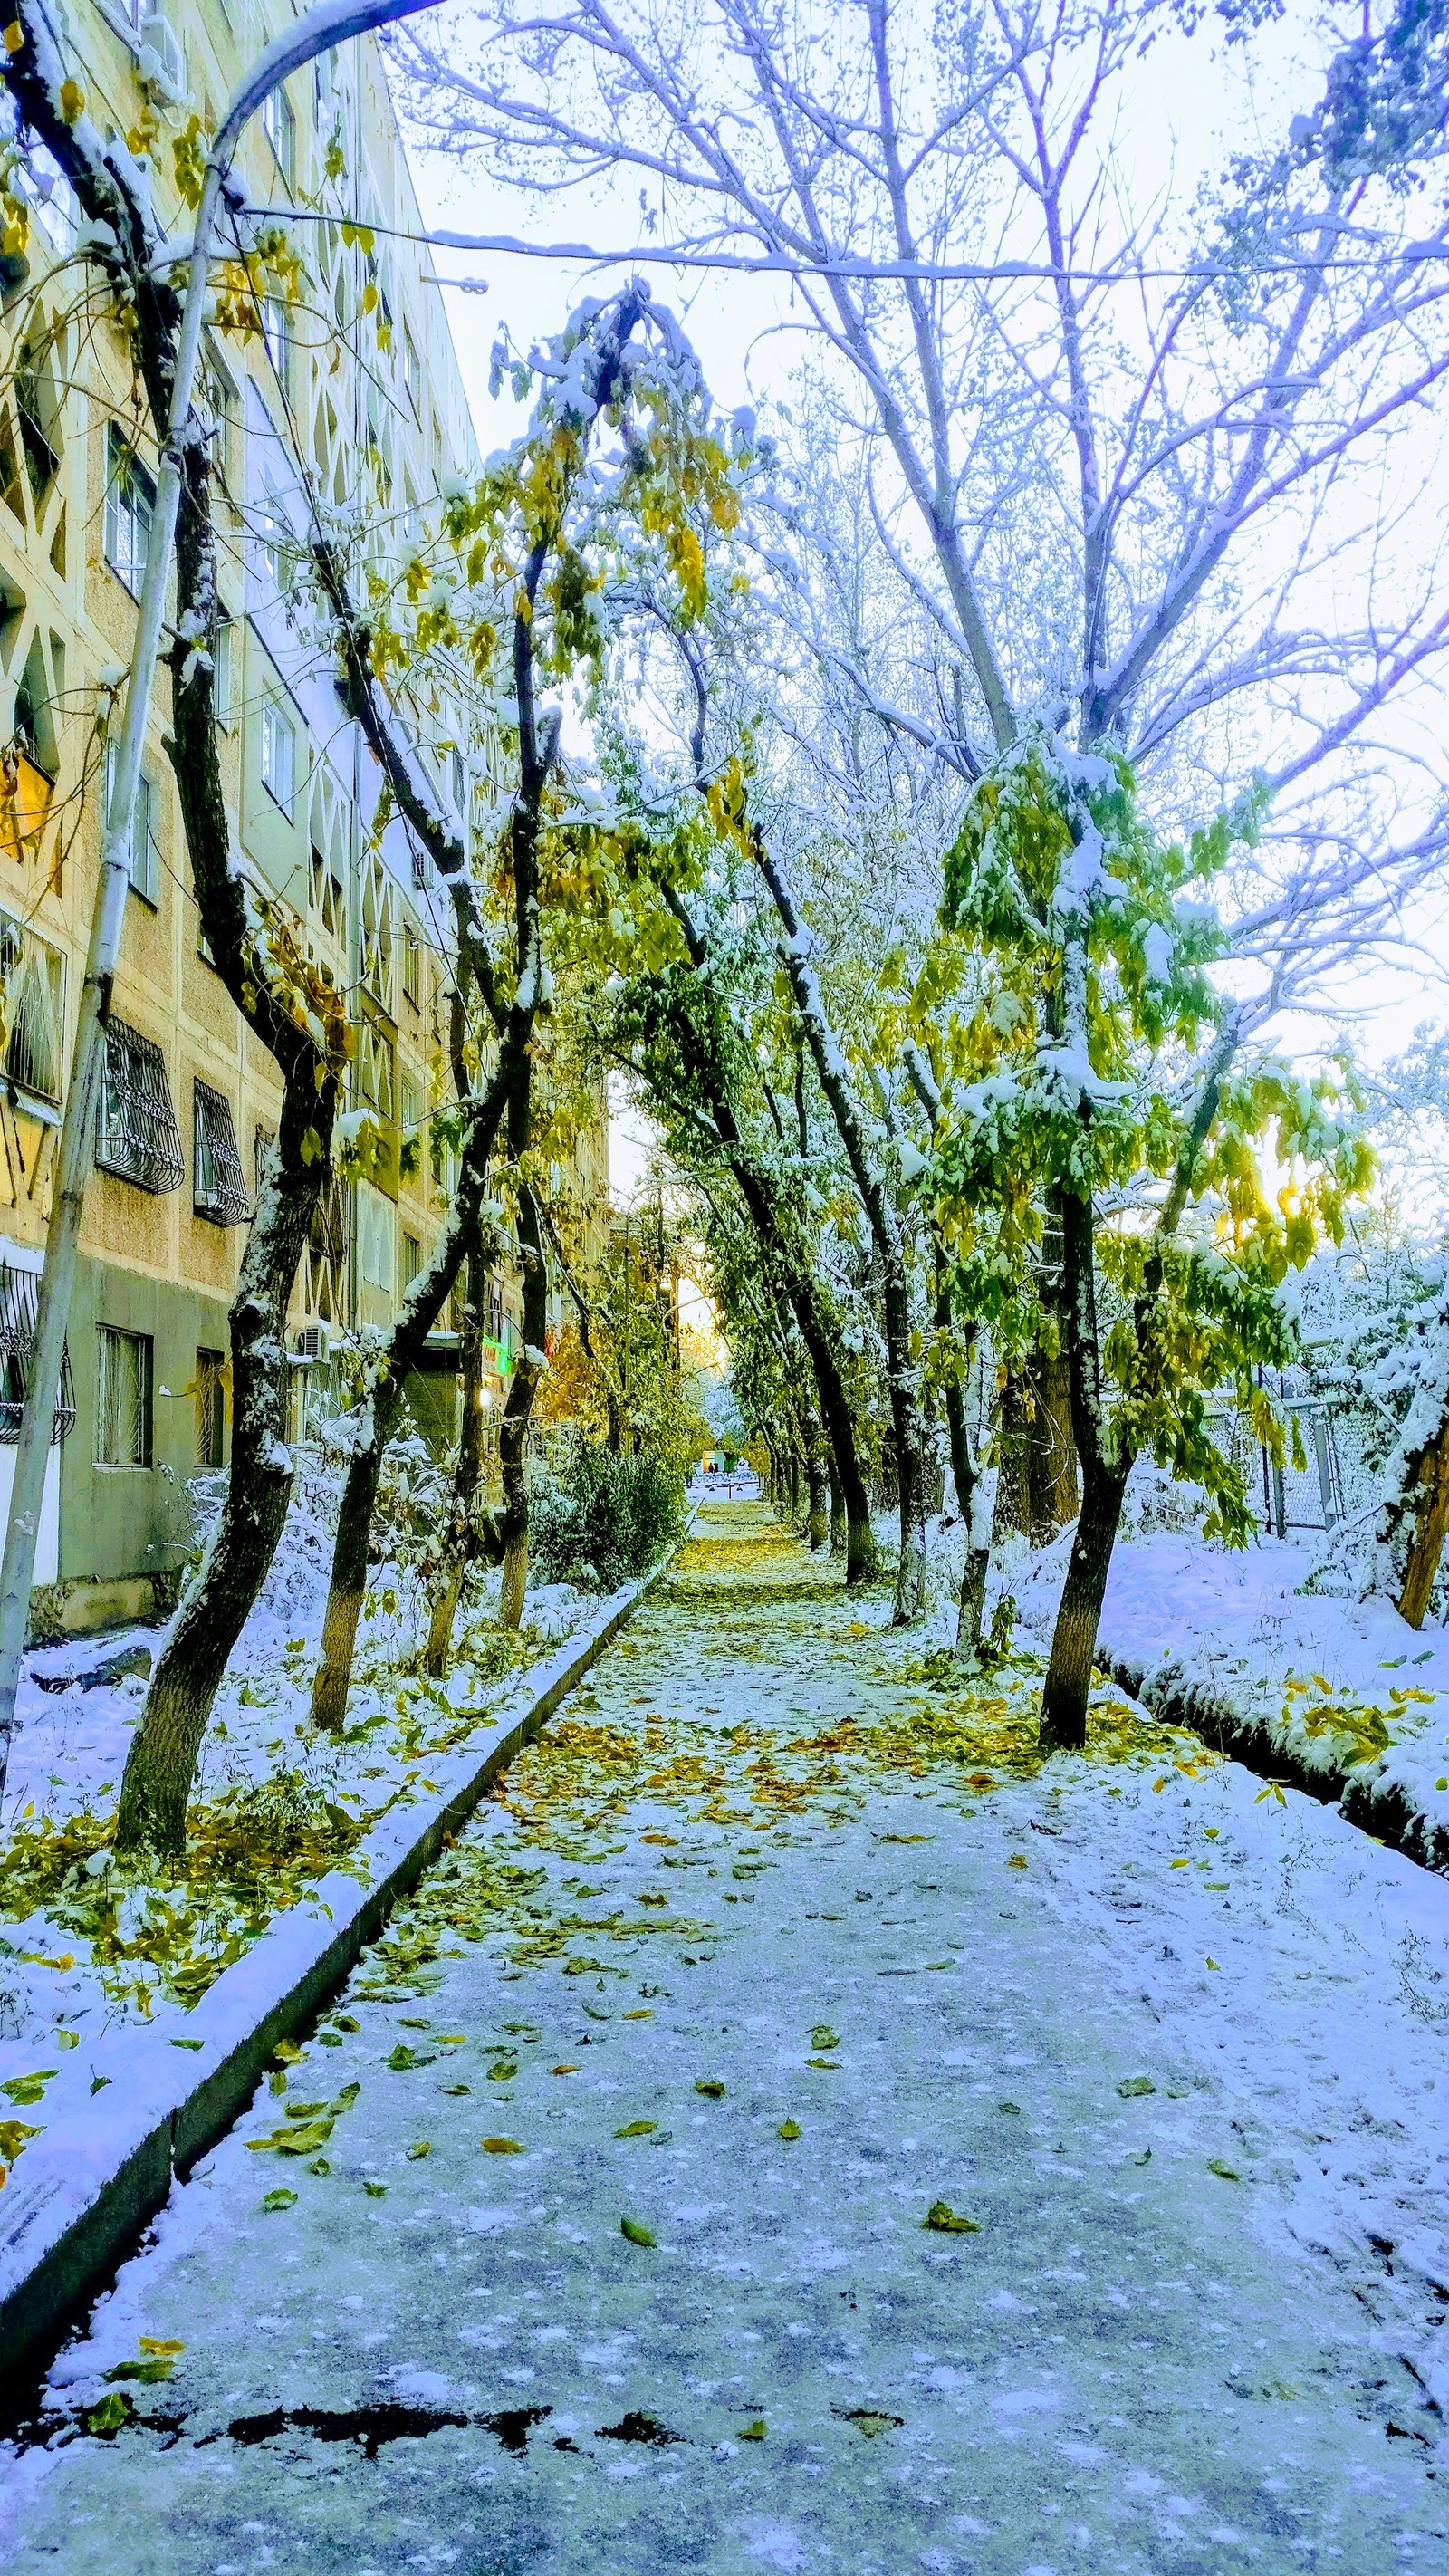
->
[0, 1527, 696, 2383]
[1106, 1646, 1449, 1880]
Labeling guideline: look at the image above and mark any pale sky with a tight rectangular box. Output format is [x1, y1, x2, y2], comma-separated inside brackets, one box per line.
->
[392, 8, 1449, 1226]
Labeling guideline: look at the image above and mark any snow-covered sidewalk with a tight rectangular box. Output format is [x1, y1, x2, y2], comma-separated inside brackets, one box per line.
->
[3, 1504, 1446, 2572]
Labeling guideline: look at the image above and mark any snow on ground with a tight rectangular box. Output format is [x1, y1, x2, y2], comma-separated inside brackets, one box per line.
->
[0, 1451, 600, 2155]
[919, 1507, 1449, 1841]
[4, 1504, 1446, 2572]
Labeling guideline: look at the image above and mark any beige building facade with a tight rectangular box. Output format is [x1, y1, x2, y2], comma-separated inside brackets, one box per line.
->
[0, 1, 605, 1635]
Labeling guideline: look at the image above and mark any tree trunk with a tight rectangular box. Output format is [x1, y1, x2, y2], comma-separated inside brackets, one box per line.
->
[116, 1108, 321, 1856]
[828, 1455, 845, 1553]
[1039, 1457, 1129, 1751]
[1025, 1344, 1080, 1535]
[991, 1370, 1030, 1544]
[882, 1256, 929, 1621]
[804, 1413, 829, 1550]
[941, 1323, 989, 1661]
[751, 840, 924, 1619]
[497, 1183, 547, 1630]
[312, 1072, 510, 1729]
[424, 1247, 490, 1675]
[1397, 1421, 1449, 1629]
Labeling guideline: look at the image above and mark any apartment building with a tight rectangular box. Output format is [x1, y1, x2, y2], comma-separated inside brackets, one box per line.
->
[0, 2, 606, 1635]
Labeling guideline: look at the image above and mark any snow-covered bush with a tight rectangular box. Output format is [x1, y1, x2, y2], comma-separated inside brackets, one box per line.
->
[529, 1439, 686, 1591]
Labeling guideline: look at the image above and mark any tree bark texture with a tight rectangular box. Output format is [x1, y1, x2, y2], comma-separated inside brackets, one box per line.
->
[1397, 1421, 1449, 1629]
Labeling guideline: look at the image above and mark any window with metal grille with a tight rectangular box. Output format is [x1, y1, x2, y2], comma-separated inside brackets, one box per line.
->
[0, 1263, 74, 1442]
[310, 1168, 345, 1266]
[103, 427, 155, 595]
[95, 1017, 184, 1193]
[194, 1081, 250, 1225]
[96, 1324, 152, 1466]
[195, 1346, 226, 1468]
[0, 912, 64, 1103]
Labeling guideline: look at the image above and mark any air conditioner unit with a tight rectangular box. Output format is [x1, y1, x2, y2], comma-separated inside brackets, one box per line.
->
[293, 1323, 330, 1364]
[137, 13, 187, 106]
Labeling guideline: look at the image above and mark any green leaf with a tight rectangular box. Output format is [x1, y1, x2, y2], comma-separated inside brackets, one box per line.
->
[363, 2180, 388, 2197]
[486, 2061, 518, 2081]
[616, 2119, 657, 2137]
[407, 2140, 431, 2160]
[1207, 2158, 1240, 2181]
[481, 2136, 523, 2154]
[0, 2117, 43, 2160]
[261, 2187, 297, 2212]
[924, 2200, 981, 2234]
[1, 2070, 56, 2106]
[169, 2037, 205, 2052]
[695, 2080, 725, 2098]
[86, 2390, 132, 2435]
[806, 2057, 840, 2071]
[810, 2025, 839, 2051]
[104, 2357, 174, 2384]
[738, 2418, 767, 2440]
[620, 2216, 656, 2247]
[1117, 2076, 1155, 2097]
[387, 2044, 436, 2070]
[778, 2118, 801, 2141]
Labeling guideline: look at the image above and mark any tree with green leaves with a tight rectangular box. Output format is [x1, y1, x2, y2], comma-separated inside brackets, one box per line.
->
[932, 731, 1371, 1748]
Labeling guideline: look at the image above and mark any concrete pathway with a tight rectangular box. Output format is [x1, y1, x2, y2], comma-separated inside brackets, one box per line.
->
[2, 1505, 1444, 2573]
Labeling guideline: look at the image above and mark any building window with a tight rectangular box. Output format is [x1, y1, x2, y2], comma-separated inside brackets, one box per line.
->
[103, 427, 155, 595]
[402, 1230, 420, 1288]
[195, 1346, 226, 1468]
[402, 926, 420, 1008]
[403, 326, 420, 411]
[213, 609, 233, 727]
[262, 82, 295, 185]
[96, 1016, 184, 1192]
[360, 852, 393, 1009]
[15, 340, 61, 505]
[194, 1081, 251, 1225]
[310, 841, 343, 938]
[0, 913, 64, 1103]
[0, 1264, 74, 1441]
[96, 1324, 152, 1467]
[102, 745, 161, 903]
[261, 295, 290, 392]
[260, 701, 295, 816]
[358, 1184, 394, 1295]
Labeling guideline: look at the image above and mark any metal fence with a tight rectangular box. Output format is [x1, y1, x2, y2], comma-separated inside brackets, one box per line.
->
[1204, 1374, 1382, 1538]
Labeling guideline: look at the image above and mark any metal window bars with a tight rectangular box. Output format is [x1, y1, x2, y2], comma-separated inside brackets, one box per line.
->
[193, 1081, 251, 1225]
[309, 1168, 346, 1267]
[0, 1261, 74, 1442]
[95, 1015, 184, 1193]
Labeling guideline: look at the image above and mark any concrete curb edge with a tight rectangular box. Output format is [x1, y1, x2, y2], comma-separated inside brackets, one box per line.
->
[1105, 1644, 1449, 1880]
